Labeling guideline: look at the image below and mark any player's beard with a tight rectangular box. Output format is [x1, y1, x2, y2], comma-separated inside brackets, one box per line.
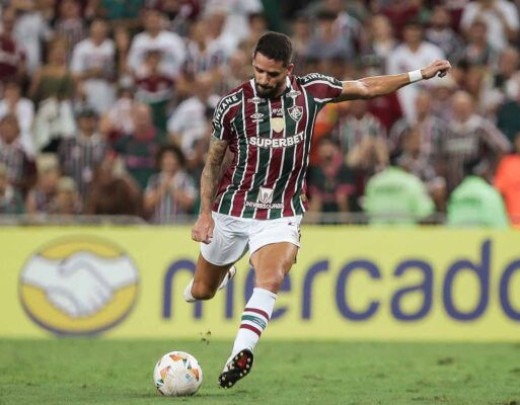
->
[255, 81, 284, 98]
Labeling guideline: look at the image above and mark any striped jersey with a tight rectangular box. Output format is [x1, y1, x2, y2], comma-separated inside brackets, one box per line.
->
[58, 132, 108, 198]
[212, 73, 343, 219]
[145, 171, 197, 224]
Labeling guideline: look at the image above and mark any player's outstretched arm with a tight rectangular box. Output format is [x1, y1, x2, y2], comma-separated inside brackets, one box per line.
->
[335, 59, 451, 102]
[191, 136, 228, 244]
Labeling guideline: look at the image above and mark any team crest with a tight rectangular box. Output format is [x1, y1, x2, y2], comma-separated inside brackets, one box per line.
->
[288, 106, 303, 122]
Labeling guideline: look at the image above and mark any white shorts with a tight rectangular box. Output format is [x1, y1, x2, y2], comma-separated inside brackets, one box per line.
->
[200, 212, 302, 266]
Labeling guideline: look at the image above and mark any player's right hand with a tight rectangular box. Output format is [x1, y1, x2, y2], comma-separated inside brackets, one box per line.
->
[421, 59, 451, 80]
[191, 213, 214, 244]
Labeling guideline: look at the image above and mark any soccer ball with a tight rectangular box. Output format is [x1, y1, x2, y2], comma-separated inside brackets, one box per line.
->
[153, 351, 203, 396]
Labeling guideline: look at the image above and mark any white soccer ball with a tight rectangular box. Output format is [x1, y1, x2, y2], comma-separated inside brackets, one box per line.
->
[153, 351, 203, 396]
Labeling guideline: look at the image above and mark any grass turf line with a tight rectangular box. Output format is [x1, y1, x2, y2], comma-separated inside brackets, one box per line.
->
[1, 340, 520, 405]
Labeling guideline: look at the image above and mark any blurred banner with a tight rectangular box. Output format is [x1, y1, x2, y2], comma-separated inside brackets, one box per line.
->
[2, 226, 520, 341]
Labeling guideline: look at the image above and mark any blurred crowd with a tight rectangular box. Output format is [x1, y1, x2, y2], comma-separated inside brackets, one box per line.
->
[0, 0, 519, 227]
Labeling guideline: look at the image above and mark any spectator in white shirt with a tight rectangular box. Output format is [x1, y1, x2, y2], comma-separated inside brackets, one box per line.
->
[203, 0, 264, 48]
[0, 80, 35, 156]
[167, 72, 219, 165]
[127, 7, 186, 78]
[70, 18, 116, 114]
[386, 19, 445, 121]
[182, 17, 229, 80]
[99, 84, 139, 144]
[12, 0, 53, 74]
[460, 0, 519, 51]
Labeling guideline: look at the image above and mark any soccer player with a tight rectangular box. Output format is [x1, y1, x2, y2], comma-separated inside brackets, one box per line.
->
[186, 31, 451, 389]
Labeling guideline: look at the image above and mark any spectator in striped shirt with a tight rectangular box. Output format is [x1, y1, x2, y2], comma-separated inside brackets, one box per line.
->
[457, 19, 498, 69]
[425, 5, 465, 65]
[0, 7, 27, 85]
[0, 114, 35, 196]
[58, 107, 108, 199]
[389, 90, 449, 197]
[26, 154, 60, 215]
[307, 136, 355, 223]
[436, 90, 511, 193]
[134, 49, 175, 133]
[0, 162, 24, 214]
[114, 102, 162, 190]
[182, 17, 228, 82]
[54, 0, 87, 57]
[144, 144, 197, 224]
[337, 98, 389, 209]
[390, 89, 446, 150]
[339, 98, 388, 171]
[394, 126, 447, 212]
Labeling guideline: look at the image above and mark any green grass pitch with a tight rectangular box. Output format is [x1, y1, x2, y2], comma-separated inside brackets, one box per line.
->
[1, 339, 520, 405]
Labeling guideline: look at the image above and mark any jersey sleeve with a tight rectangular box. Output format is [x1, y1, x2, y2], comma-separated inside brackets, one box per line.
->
[298, 73, 344, 104]
[211, 91, 241, 142]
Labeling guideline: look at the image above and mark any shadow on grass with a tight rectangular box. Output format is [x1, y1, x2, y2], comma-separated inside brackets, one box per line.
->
[125, 388, 248, 399]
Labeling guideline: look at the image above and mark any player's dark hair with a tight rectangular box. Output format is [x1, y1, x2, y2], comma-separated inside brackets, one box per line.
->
[253, 31, 293, 67]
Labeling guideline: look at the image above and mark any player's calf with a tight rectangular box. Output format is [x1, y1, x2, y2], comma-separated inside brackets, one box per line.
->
[184, 266, 236, 302]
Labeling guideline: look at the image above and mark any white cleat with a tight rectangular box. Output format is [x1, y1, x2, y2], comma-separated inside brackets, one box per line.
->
[218, 265, 236, 290]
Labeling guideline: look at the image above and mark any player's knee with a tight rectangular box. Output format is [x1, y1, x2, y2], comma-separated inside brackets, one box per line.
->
[256, 268, 285, 292]
[191, 281, 217, 300]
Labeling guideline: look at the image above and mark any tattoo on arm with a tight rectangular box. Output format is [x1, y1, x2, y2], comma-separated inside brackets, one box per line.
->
[199, 137, 228, 214]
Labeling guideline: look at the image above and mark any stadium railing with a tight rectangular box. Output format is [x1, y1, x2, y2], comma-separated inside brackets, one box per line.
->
[0, 212, 449, 226]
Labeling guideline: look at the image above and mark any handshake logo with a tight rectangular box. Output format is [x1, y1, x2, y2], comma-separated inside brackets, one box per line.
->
[19, 236, 139, 336]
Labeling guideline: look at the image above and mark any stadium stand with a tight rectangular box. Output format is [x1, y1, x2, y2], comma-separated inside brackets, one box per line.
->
[0, 0, 518, 226]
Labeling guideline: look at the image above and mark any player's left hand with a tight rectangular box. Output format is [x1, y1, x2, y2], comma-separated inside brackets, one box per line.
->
[421, 59, 452, 80]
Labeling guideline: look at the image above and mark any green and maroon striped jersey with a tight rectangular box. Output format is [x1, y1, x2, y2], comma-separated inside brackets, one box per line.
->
[212, 73, 343, 219]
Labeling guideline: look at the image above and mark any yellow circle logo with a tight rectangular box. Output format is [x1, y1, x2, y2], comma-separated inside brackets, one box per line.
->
[19, 236, 139, 336]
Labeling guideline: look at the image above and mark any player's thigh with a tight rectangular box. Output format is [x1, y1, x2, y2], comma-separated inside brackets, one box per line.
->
[248, 215, 301, 259]
[249, 216, 301, 286]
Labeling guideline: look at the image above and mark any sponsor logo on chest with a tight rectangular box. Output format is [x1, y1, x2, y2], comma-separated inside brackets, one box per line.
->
[245, 186, 284, 209]
[249, 131, 304, 148]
